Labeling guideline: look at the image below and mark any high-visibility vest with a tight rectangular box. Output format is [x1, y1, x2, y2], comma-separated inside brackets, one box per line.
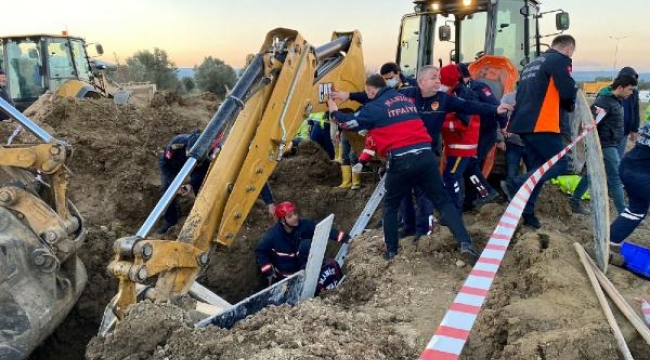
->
[644, 104, 650, 125]
[308, 112, 328, 129]
[294, 120, 310, 140]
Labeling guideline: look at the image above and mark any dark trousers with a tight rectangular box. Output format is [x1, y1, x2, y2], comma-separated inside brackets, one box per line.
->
[399, 186, 433, 236]
[464, 131, 497, 207]
[161, 168, 181, 227]
[310, 123, 335, 159]
[505, 143, 527, 184]
[383, 150, 471, 253]
[610, 161, 650, 243]
[443, 156, 471, 212]
[511, 133, 568, 215]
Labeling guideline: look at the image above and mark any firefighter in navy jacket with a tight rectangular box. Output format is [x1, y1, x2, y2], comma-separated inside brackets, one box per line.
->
[255, 202, 350, 283]
[502, 35, 577, 229]
[327, 73, 511, 261]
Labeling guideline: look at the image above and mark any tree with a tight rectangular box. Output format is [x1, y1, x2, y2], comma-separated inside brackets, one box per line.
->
[125, 48, 181, 91]
[194, 56, 237, 98]
[182, 77, 196, 93]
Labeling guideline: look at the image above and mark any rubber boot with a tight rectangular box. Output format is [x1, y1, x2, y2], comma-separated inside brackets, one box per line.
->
[571, 200, 590, 215]
[338, 165, 352, 188]
[333, 143, 342, 164]
[351, 172, 362, 190]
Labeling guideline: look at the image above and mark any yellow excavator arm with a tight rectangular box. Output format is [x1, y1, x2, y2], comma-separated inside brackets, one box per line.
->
[105, 28, 365, 323]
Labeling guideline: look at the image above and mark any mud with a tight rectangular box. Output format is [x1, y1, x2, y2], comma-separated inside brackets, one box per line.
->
[4, 94, 648, 360]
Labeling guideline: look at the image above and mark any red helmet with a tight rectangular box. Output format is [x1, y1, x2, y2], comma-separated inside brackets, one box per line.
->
[275, 201, 296, 219]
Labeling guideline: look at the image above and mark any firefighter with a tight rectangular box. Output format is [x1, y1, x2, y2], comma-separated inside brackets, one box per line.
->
[255, 201, 350, 285]
[156, 131, 276, 234]
[457, 62, 503, 209]
[439, 64, 489, 212]
[609, 122, 650, 249]
[501, 35, 578, 229]
[328, 74, 510, 261]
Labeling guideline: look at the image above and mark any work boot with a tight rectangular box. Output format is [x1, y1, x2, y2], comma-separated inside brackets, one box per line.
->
[383, 251, 397, 261]
[351, 172, 362, 190]
[473, 189, 499, 208]
[500, 180, 515, 202]
[399, 228, 415, 239]
[155, 221, 173, 235]
[571, 200, 590, 215]
[337, 165, 352, 188]
[522, 213, 541, 229]
[460, 242, 479, 265]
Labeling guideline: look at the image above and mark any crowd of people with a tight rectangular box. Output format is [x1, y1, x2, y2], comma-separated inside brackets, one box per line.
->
[151, 34, 650, 288]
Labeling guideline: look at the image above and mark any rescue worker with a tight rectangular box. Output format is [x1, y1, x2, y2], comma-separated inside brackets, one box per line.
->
[570, 74, 638, 215]
[380, 62, 417, 89]
[156, 131, 276, 234]
[332, 65, 505, 240]
[617, 67, 641, 158]
[255, 201, 350, 285]
[609, 122, 650, 249]
[328, 74, 511, 261]
[457, 63, 504, 209]
[439, 64, 490, 212]
[308, 111, 335, 159]
[0, 69, 15, 121]
[501, 35, 578, 229]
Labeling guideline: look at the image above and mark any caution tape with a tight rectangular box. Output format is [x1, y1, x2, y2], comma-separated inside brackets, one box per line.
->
[418, 110, 606, 360]
[642, 299, 650, 327]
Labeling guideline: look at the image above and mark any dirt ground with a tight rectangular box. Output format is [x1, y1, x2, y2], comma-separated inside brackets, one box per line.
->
[3, 94, 648, 360]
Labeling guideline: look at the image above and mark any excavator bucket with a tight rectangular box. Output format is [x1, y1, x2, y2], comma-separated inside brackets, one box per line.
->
[0, 97, 87, 359]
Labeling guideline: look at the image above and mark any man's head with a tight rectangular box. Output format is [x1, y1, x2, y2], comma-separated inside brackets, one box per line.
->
[439, 64, 460, 94]
[380, 62, 402, 89]
[365, 74, 386, 99]
[611, 74, 638, 99]
[417, 65, 441, 97]
[275, 201, 299, 227]
[618, 66, 638, 80]
[458, 63, 472, 84]
[0, 69, 6, 87]
[551, 34, 576, 58]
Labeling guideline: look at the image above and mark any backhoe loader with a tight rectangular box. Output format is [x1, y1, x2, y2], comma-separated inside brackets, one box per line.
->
[0, 33, 152, 111]
[0, 97, 86, 359]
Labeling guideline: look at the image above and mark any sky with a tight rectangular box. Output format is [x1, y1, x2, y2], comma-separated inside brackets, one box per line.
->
[5, 0, 650, 72]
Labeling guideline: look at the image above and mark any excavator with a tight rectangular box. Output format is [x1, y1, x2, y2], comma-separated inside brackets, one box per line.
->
[0, 33, 151, 111]
[0, 1, 571, 358]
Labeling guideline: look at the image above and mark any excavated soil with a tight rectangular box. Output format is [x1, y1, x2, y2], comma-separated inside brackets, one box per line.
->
[3, 94, 648, 360]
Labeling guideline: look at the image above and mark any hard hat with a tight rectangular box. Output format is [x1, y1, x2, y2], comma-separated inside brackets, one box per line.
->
[275, 201, 296, 219]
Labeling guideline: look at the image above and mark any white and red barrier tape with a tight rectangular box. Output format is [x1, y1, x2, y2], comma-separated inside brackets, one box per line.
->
[642, 299, 650, 327]
[418, 109, 607, 360]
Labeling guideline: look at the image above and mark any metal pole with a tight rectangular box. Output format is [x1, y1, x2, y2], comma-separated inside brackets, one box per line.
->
[136, 158, 197, 237]
[314, 35, 351, 62]
[0, 97, 53, 143]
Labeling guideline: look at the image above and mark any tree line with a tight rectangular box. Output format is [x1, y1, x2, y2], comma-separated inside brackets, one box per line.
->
[110, 48, 237, 97]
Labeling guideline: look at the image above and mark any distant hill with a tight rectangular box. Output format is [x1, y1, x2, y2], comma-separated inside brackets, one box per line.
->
[177, 68, 195, 79]
[573, 71, 650, 82]
[176, 67, 649, 82]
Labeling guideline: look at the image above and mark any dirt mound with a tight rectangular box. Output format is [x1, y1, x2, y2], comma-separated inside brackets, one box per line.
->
[87, 186, 650, 360]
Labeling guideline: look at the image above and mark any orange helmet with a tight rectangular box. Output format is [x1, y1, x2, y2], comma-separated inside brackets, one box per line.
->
[275, 201, 296, 219]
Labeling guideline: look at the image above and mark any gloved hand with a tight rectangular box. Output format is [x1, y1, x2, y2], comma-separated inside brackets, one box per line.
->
[340, 232, 352, 243]
[352, 163, 364, 174]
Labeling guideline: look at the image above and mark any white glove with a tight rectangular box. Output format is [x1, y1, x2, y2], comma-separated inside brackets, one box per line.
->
[358, 130, 368, 137]
[352, 163, 363, 174]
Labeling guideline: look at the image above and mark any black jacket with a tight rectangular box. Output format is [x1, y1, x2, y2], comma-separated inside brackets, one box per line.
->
[593, 86, 624, 148]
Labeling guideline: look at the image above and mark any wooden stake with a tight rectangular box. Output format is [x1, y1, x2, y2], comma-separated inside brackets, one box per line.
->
[574, 243, 634, 360]
[583, 247, 650, 346]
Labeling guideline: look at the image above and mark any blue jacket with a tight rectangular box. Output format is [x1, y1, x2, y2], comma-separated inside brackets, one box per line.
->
[349, 87, 501, 150]
[255, 219, 348, 277]
[618, 67, 641, 135]
[334, 87, 432, 157]
[461, 79, 506, 133]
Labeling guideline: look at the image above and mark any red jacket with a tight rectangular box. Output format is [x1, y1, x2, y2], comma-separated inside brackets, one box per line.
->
[442, 112, 480, 158]
[358, 134, 377, 164]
